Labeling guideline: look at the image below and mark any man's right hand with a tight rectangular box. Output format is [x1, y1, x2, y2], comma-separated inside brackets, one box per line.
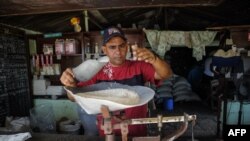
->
[60, 68, 77, 87]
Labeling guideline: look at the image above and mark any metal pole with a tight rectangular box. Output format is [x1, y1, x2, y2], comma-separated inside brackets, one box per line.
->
[84, 10, 89, 32]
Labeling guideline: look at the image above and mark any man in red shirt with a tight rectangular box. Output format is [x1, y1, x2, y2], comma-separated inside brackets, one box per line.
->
[60, 26, 172, 137]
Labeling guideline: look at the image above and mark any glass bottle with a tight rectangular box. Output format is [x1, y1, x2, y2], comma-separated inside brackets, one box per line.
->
[95, 43, 99, 54]
[85, 42, 90, 53]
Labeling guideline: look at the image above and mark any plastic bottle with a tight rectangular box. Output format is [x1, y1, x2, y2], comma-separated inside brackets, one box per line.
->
[85, 42, 90, 53]
[131, 42, 138, 60]
[95, 43, 99, 54]
[164, 98, 174, 112]
[126, 42, 132, 59]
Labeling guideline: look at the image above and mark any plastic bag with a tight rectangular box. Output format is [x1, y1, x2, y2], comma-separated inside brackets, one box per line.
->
[29, 103, 56, 133]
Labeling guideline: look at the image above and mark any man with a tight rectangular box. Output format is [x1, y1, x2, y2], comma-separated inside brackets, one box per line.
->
[60, 26, 173, 137]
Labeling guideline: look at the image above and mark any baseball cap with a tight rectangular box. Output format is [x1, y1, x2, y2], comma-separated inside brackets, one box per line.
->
[103, 26, 127, 45]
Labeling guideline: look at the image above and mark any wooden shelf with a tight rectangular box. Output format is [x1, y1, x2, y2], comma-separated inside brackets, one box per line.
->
[33, 94, 68, 99]
[56, 54, 83, 57]
[43, 75, 62, 85]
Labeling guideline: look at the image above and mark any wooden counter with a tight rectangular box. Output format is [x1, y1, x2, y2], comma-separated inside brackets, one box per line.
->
[27, 133, 105, 141]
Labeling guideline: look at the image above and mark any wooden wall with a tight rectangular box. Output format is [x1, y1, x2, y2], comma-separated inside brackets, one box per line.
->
[231, 30, 250, 48]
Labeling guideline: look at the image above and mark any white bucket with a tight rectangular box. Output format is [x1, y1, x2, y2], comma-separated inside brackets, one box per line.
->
[59, 120, 81, 135]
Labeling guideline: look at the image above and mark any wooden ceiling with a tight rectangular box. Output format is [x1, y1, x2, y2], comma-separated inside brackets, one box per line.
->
[0, 0, 249, 33]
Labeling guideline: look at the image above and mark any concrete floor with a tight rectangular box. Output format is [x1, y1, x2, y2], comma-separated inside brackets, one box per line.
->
[149, 101, 219, 140]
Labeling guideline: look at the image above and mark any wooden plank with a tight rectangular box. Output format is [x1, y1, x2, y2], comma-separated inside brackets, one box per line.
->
[0, 0, 223, 16]
[28, 133, 104, 141]
[89, 10, 108, 24]
[207, 25, 250, 30]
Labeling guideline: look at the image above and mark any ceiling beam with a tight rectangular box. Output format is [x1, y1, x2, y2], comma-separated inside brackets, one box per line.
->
[84, 11, 103, 30]
[206, 25, 250, 30]
[0, 0, 224, 16]
[183, 7, 229, 22]
[89, 10, 108, 24]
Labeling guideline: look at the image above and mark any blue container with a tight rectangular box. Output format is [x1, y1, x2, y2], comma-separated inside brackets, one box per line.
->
[164, 98, 174, 111]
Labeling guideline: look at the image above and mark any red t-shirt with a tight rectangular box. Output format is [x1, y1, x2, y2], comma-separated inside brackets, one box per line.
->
[77, 60, 156, 137]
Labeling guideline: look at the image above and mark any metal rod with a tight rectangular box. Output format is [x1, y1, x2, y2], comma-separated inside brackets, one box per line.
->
[83, 10, 89, 32]
[129, 115, 196, 125]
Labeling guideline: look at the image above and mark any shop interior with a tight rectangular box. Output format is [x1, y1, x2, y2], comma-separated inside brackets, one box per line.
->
[0, 0, 250, 141]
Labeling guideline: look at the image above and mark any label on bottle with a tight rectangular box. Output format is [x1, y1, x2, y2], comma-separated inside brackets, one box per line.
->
[95, 43, 99, 54]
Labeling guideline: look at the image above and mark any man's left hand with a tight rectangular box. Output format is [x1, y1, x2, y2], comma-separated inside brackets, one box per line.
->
[132, 47, 156, 64]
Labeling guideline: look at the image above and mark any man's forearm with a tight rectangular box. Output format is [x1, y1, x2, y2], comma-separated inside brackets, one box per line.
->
[152, 56, 173, 80]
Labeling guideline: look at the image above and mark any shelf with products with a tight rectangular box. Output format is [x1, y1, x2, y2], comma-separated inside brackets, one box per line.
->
[28, 29, 144, 64]
[27, 32, 88, 98]
[28, 29, 145, 98]
[28, 32, 87, 77]
[83, 29, 145, 60]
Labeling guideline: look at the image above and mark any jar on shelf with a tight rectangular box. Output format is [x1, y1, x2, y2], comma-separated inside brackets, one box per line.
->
[95, 42, 99, 54]
[85, 42, 90, 53]
[65, 39, 77, 54]
[55, 39, 65, 55]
